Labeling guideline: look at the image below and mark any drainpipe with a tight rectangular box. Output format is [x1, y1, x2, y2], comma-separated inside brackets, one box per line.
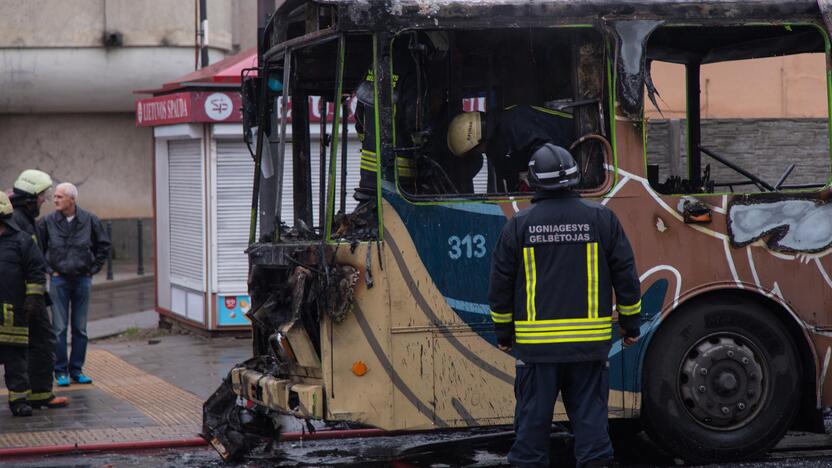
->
[199, 0, 209, 67]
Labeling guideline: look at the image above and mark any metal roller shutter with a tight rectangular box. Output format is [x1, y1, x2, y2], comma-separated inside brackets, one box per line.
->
[472, 155, 489, 194]
[168, 139, 205, 290]
[278, 128, 361, 230]
[216, 141, 257, 292]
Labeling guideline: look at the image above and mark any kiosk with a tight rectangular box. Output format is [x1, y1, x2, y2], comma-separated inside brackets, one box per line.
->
[136, 49, 359, 331]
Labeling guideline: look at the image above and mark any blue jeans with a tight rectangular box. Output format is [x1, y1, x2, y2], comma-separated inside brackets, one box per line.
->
[50, 275, 91, 377]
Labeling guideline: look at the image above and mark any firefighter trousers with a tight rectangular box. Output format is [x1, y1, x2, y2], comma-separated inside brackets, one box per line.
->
[1, 345, 30, 409]
[27, 306, 56, 402]
[509, 360, 614, 468]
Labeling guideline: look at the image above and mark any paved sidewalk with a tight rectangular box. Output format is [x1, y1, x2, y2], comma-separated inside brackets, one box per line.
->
[0, 332, 251, 449]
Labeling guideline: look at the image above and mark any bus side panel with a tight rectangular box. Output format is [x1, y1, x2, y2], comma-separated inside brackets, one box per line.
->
[326, 244, 395, 428]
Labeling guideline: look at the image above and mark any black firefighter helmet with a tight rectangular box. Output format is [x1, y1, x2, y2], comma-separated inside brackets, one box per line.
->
[528, 143, 580, 191]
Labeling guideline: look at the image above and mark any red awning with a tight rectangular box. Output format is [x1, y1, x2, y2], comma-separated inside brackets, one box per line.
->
[136, 48, 257, 95]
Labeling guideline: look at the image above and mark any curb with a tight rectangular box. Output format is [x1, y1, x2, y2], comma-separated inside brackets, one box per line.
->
[92, 274, 153, 291]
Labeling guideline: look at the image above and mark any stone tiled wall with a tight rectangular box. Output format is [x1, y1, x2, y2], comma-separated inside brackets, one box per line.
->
[646, 119, 831, 191]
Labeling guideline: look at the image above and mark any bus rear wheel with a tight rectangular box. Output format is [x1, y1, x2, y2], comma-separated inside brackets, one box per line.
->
[642, 296, 801, 463]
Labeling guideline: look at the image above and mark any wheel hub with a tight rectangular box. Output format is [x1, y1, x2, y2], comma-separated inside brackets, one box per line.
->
[678, 333, 765, 430]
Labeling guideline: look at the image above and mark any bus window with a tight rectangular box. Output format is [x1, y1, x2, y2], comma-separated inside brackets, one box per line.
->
[269, 34, 372, 239]
[645, 24, 831, 195]
[387, 28, 610, 200]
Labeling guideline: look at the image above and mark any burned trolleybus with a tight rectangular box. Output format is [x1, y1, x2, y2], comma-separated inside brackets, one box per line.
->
[204, 0, 832, 462]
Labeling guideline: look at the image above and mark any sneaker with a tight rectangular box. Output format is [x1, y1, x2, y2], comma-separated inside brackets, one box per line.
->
[71, 373, 93, 384]
[56, 374, 70, 387]
[29, 395, 70, 409]
[10, 403, 33, 417]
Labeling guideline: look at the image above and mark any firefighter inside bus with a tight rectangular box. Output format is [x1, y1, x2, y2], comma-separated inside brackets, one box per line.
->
[420, 28, 607, 195]
[346, 27, 608, 226]
[350, 31, 452, 224]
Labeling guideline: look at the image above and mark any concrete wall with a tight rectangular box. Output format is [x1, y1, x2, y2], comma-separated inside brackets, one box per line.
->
[0, 113, 153, 219]
[0, 0, 257, 220]
[645, 119, 830, 190]
[0, 0, 232, 49]
[644, 47, 830, 193]
[109, 218, 153, 263]
[0, 0, 235, 113]
[232, 0, 260, 52]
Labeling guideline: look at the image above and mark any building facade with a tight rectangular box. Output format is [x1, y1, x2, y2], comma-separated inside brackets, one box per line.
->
[0, 0, 261, 220]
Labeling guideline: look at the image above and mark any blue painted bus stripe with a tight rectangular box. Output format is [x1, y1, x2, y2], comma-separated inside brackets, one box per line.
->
[444, 297, 490, 315]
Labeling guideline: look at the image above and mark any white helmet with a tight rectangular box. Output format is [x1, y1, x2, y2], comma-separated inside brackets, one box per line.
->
[14, 169, 53, 196]
[447, 112, 484, 157]
[0, 191, 13, 218]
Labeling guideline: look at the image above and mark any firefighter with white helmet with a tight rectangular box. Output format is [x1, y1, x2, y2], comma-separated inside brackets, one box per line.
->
[11, 169, 52, 241]
[0, 191, 49, 416]
[448, 105, 574, 192]
[8, 169, 70, 409]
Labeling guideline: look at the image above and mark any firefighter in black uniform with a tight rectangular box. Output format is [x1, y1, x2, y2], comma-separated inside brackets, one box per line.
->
[352, 41, 419, 217]
[352, 32, 451, 217]
[0, 191, 48, 417]
[9, 169, 70, 409]
[488, 144, 642, 468]
[447, 105, 574, 192]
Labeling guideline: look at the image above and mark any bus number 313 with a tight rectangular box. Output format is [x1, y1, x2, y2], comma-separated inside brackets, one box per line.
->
[448, 234, 487, 259]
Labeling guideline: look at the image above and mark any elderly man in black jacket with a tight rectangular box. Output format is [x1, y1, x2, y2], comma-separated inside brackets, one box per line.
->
[38, 182, 110, 387]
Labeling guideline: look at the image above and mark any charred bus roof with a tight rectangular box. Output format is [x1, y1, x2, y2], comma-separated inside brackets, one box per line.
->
[271, 0, 824, 39]
[264, 0, 830, 117]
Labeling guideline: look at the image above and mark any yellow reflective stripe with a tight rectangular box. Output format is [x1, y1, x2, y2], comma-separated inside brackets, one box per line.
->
[586, 243, 599, 319]
[530, 105, 573, 119]
[516, 334, 611, 344]
[29, 391, 54, 401]
[365, 70, 399, 86]
[2, 303, 28, 336]
[515, 316, 611, 325]
[3, 303, 14, 326]
[396, 157, 413, 168]
[360, 149, 378, 173]
[0, 326, 29, 335]
[491, 311, 513, 324]
[618, 300, 641, 316]
[523, 247, 537, 322]
[515, 323, 611, 333]
[0, 334, 28, 344]
[8, 391, 28, 401]
[26, 283, 45, 295]
[516, 327, 612, 337]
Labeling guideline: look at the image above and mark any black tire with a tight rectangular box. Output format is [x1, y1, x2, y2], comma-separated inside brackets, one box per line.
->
[642, 295, 801, 463]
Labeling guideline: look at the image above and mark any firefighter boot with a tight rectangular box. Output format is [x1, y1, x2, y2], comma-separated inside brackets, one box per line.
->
[10, 401, 32, 417]
[29, 395, 70, 409]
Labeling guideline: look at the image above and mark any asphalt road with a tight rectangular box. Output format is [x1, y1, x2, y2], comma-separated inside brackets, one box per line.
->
[8, 429, 832, 467]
